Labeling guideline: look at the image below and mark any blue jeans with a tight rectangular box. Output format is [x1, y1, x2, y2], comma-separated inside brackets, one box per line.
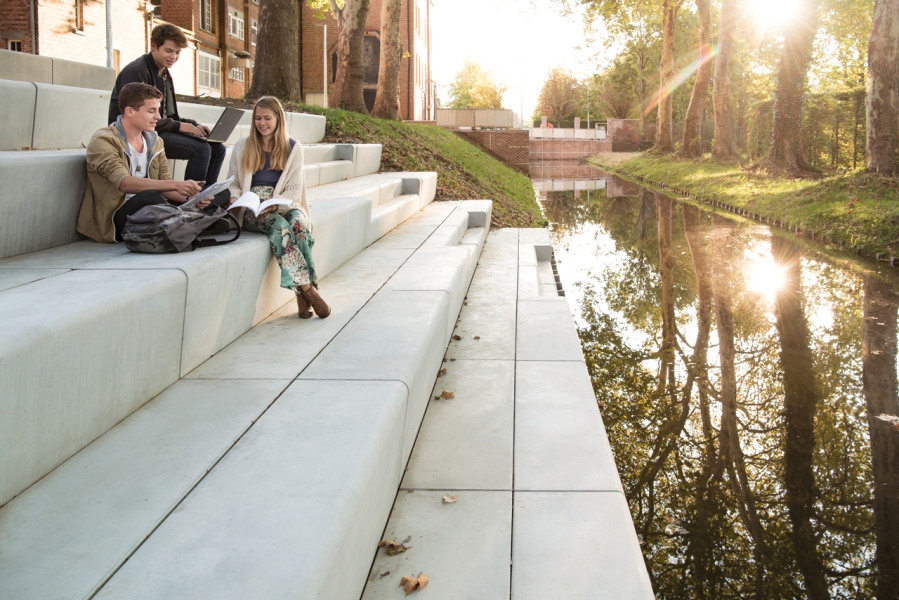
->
[159, 131, 226, 187]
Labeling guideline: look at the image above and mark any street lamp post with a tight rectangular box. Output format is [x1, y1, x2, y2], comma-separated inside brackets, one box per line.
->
[322, 24, 328, 108]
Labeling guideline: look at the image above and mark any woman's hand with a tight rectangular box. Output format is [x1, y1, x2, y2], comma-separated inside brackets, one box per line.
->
[195, 197, 214, 209]
[229, 197, 238, 206]
[260, 205, 278, 215]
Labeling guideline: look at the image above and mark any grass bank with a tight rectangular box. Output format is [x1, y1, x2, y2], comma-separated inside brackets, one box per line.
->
[178, 95, 542, 228]
[591, 152, 899, 258]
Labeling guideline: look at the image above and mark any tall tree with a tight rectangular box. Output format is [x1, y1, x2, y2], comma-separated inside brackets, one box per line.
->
[536, 67, 582, 126]
[330, 0, 372, 113]
[654, 0, 681, 152]
[370, 0, 402, 119]
[446, 60, 507, 109]
[865, 0, 899, 175]
[247, 0, 301, 100]
[712, 0, 740, 160]
[768, 0, 822, 175]
[680, 0, 713, 158]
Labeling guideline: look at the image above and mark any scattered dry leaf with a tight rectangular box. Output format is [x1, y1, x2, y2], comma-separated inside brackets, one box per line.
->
[400, 574, 428, 595]
[440, 391, 455, 399]
[438, 368, 447, 376]
[450, 358, 456, 361]
[402, 535, 412, 544]
[379, 571, 391, 579]
[378, 540, 408, 556]
[876, 414, 899, 430]
[442, 495, 457, 504]
[873, 350, 884, 355]
[473, 335, 480, 340]
[597, 401, 606, 409]
[452, 334, 462, 341]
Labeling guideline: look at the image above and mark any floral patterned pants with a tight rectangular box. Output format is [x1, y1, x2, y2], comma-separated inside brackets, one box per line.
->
[243, 185, 318, 291]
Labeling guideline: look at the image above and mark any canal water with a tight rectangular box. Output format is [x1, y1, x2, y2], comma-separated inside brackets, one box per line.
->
[533, 164, 899, 598]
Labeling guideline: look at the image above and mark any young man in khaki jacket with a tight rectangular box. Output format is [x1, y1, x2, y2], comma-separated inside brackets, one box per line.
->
[77, 82, 219, 243]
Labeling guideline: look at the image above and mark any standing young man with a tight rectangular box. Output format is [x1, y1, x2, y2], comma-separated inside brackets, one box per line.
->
[80, 82, 219, 243]
[109, 24, 226, 188]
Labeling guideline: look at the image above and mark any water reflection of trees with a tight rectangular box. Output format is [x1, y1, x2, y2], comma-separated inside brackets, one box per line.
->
[565, 192, 899, 598]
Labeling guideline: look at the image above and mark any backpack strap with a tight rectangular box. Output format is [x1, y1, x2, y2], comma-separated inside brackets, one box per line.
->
[193, 213, 241, 248]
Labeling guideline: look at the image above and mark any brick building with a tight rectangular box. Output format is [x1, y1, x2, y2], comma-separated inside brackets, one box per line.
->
[300, 0, 435, 120]
[0, 0, 434, 117]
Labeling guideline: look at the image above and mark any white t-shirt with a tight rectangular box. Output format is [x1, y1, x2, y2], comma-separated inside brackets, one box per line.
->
[125, 141, 149, 201]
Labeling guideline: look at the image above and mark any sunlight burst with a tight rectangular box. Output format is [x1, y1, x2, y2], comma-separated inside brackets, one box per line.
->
[749, 0, 800, 29]
[745, 256, 788, 297]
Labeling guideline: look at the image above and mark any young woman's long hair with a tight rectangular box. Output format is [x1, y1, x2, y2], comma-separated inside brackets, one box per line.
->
[242, 96, 291, 173]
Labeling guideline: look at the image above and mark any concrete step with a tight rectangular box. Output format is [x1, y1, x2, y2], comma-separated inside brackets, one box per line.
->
[0, 200, 491, 599]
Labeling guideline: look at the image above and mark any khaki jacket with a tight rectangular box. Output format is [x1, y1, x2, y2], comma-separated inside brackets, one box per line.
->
[77, 121, 170, 243]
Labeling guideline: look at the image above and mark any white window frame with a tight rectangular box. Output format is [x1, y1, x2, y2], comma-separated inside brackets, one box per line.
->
[200, 0, 213, 32]
[251, 19, 258, 46]
[229, 8, 245, 40]
[229, 67, 245, 82]
[7, 40, 23, 52]
[197, 51, 221, 97]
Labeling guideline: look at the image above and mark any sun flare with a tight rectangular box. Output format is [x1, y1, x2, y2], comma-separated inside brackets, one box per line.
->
[749, 0, 799, 29]
[745, 256, 788, 297]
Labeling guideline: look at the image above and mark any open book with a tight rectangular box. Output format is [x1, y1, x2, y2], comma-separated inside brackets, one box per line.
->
[228, 191, 291, 217]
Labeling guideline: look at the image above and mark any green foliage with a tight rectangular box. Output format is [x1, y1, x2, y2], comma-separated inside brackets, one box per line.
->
[445, 59, 508, 109]
[535, 67, 584, 127]
[595, 153, 899, 257]
[282, 101, 543, 227]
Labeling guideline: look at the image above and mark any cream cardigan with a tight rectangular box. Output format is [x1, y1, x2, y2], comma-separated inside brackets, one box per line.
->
[227, 136, 311, 220]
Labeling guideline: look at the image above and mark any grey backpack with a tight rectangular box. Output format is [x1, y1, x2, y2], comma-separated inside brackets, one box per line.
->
[122, 202, 240, 254]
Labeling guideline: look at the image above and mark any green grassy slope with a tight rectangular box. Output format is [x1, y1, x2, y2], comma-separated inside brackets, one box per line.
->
[285, 103, 542, 228]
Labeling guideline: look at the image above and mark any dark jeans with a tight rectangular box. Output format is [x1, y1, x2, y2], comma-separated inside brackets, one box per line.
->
[113, 189, 231, 242]
[159, 131, 226, 187]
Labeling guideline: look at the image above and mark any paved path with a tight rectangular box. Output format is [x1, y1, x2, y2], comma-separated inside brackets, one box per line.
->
[361, 229, 653, 599]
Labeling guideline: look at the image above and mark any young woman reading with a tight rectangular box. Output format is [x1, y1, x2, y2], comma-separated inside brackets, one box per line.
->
[227, 97, 330, 319]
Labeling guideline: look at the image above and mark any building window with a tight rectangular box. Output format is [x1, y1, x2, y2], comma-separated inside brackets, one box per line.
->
[363, 36, 380, 84]
[229, 8, 244, 40]
[251, 19, 258, 46]
[149, 0, 161, 18]
[7, 40, 23, 52]
[200, 0, 213, 32]
[198, 51, 221, 96]
[229, 67, 245, 82]
[74, 0, 84, 31]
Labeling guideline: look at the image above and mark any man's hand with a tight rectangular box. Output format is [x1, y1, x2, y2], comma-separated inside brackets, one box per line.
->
[179, 122, 206, 138]
[172, 179, 202, 198]
[199, 124, 211, 136]
[195, 196, 215, 209]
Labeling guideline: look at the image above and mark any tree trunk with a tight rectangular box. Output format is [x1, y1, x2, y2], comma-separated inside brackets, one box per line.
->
[370, 0, 402, 119]
[654, 0, 679, 152]
[768, 0, 821, 175]
[247, 0, 301, 101]
[865, 0, 899, 175]
[331, 0, 371, 113]
[712, 0, 740, 160]
[772, 237, 830, 600]
[680, 0, 713, 158]
[862, 275, 899, 597]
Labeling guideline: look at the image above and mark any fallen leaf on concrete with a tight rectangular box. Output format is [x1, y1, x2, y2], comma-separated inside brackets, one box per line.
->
[402, 535, 412, 543]
[400, 574, 428, 595]
[438, 369, 447, 376]
[473, 335, 481, 340]
[378, 540, 408, 556]
[440, 391, 455, 399]
[379, 571, 391, 579]
[450, 358, 456, 361]
[452, 334, 462, 341]
[442, 495, 457, 504]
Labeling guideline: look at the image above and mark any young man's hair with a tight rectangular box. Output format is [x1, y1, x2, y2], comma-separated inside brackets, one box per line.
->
[150, 23, 188, 49]
[118, 82, 164, 114]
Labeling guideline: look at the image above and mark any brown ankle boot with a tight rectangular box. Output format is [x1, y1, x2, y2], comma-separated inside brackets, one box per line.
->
[296, 292, 313, 319]
[302, 285, 331, 318]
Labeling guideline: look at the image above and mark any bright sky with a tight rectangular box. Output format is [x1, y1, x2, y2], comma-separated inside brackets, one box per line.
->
[430, 0, 598, 123]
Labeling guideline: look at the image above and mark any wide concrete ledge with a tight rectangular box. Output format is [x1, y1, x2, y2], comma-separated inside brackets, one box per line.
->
[0, 150, 87, 259]
[362, 490, 513, 599]
[300, 290, 449, 463]
[516, 298, 585, 361]
[32, 83, 110, 150]
[0, 50, 52, 84]
[0, 52, 114, 90]
[0, 379, 287, 600]
[0, 80, 36, 150]
[0, 269, 186, 506]
[95, 380, 408, 600]
[512, 492, 654, 599]
[514, 361, 623, 492]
